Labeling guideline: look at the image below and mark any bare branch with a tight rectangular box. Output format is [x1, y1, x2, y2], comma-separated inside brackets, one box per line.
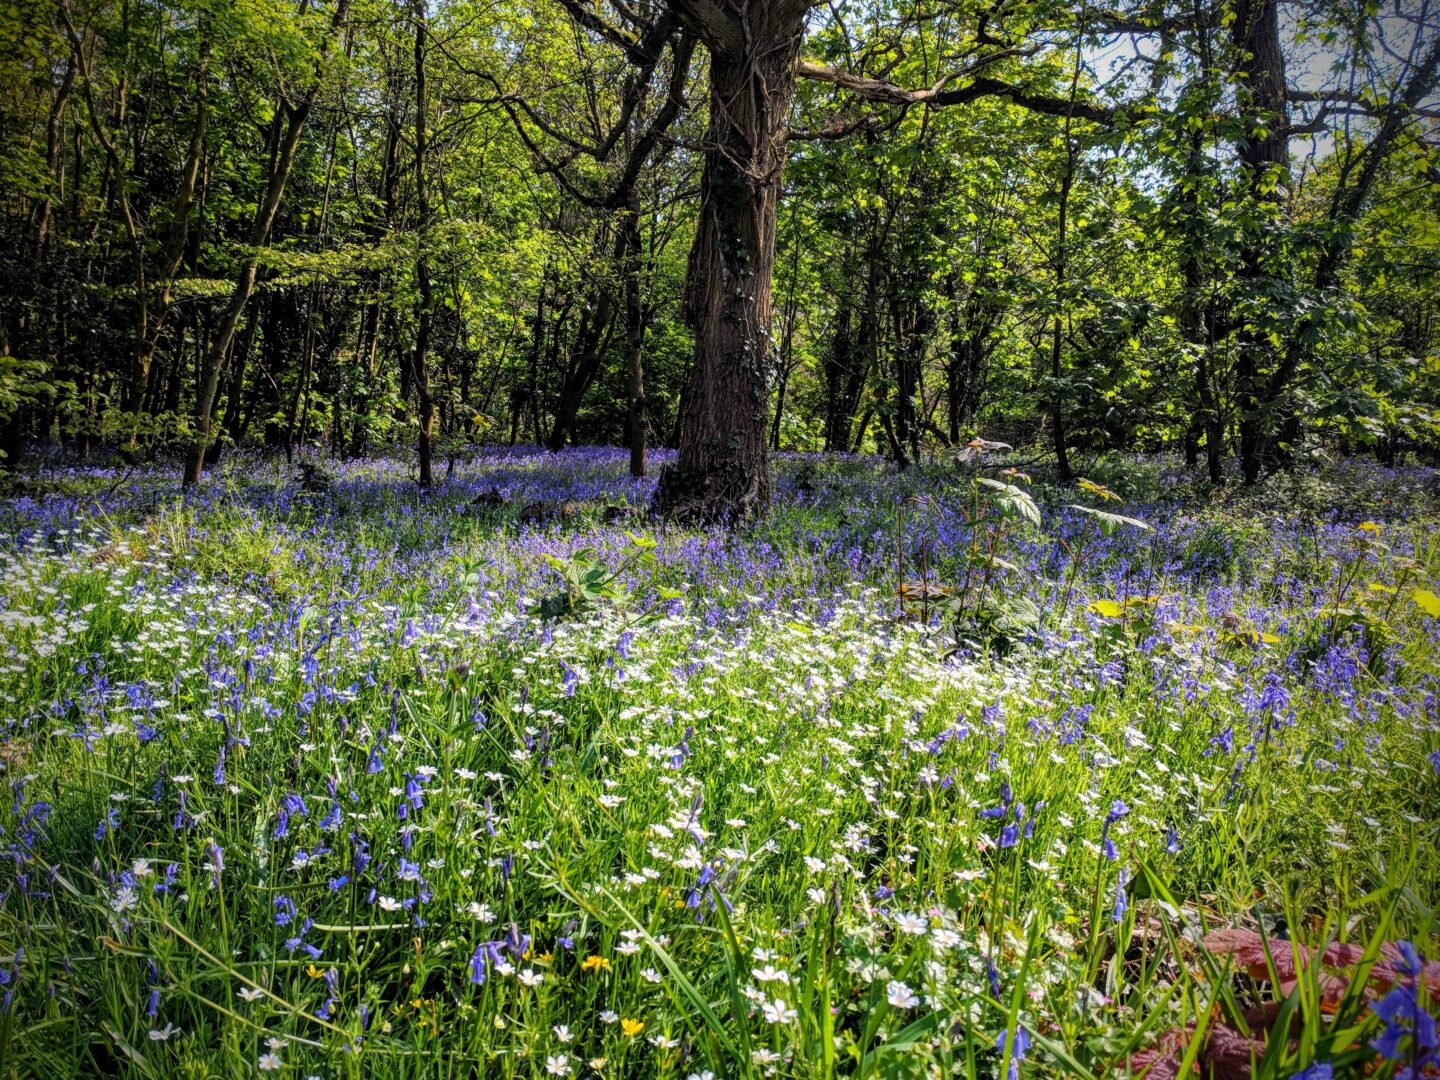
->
[1287, 87, 1440, 121]
[796, 60, 1120, 126]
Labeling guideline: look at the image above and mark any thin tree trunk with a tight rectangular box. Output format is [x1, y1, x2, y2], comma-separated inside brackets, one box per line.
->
[31, 58, 74, 257]
[548, 235, 619, 451]
[184, 0, 351, 486]
[621, 203, 648, 476]
[219, 310, 257, 450]
[133, 30, 211, 443]
[1049, 155, 1074, 484]
[61, 7, 149, 431]
[1177, 130, 1224, 484]
[1048, 45, 1083, 485]
[411, 0, 435, 487]
[770, 218, 801, 452]
[823, 303, 853, 452]
[350, 104, 400, 455]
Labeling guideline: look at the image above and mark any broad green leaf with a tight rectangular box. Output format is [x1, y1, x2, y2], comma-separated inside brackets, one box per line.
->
[1068, 503, 1152, 536]
[1412, 589, 1440, 617]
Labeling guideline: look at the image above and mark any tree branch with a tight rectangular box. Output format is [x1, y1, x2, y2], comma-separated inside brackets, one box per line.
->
[1287, 86, 1440, 122]
[551, 0, 653, 64]
[602, 33, 696, 207]
[1083, 7, 1185, 36]
[664, 0, 742, 56]
[796, 60, 1120, 126]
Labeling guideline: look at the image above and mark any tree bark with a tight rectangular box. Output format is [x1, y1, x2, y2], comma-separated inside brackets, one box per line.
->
[654, 0, 808, 519]
[1230, 0, 1288, 485]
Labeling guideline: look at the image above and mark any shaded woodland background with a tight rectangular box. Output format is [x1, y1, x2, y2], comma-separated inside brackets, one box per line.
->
[1, 0, 1438, 512]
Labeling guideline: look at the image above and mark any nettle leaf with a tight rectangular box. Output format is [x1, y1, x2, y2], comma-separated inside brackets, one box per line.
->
[1068, 504, 1151, 536]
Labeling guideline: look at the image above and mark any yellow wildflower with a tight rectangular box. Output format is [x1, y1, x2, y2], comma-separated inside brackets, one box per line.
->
[620, 1018, 644, 1037]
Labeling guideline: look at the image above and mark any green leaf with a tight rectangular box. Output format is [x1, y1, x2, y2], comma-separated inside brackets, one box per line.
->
[977, 478, 1041, 526]
[1067, 503, 1152, 536]
[1411, 589, 1440, 617]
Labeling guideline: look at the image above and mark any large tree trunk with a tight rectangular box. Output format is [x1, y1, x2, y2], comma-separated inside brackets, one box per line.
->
[654, 1, 807, 519]
[1230, 0, 1288, 486]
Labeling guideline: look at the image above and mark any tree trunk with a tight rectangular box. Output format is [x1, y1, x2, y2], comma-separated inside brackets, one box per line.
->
[132, 31, 211, 448]
[621, 203, 648, 477]
[654, 1, 806, 519]
[351, 92, 402, 455]
[1231, 0, 1288, 486]
[770, 219, 802, 452]
[517, 266, 551, 446]
[548, 236, 619, 451]
[946, 280, 996, 444]
[184, 0, 350, 486]
[411, 0, 435, 488]
[219, 310, 257, 451]
[32, 60, 75, 255]
[1049, 149, 1075, 483]
[1257, 33, 1440, 476]
[823, 303, 853, 452]
[1177, 130, 1224, 485]
[285, 297, 318, 464]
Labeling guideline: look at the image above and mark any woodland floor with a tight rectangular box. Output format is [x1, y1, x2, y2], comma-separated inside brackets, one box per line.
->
[1, 448, 1437, 1079]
